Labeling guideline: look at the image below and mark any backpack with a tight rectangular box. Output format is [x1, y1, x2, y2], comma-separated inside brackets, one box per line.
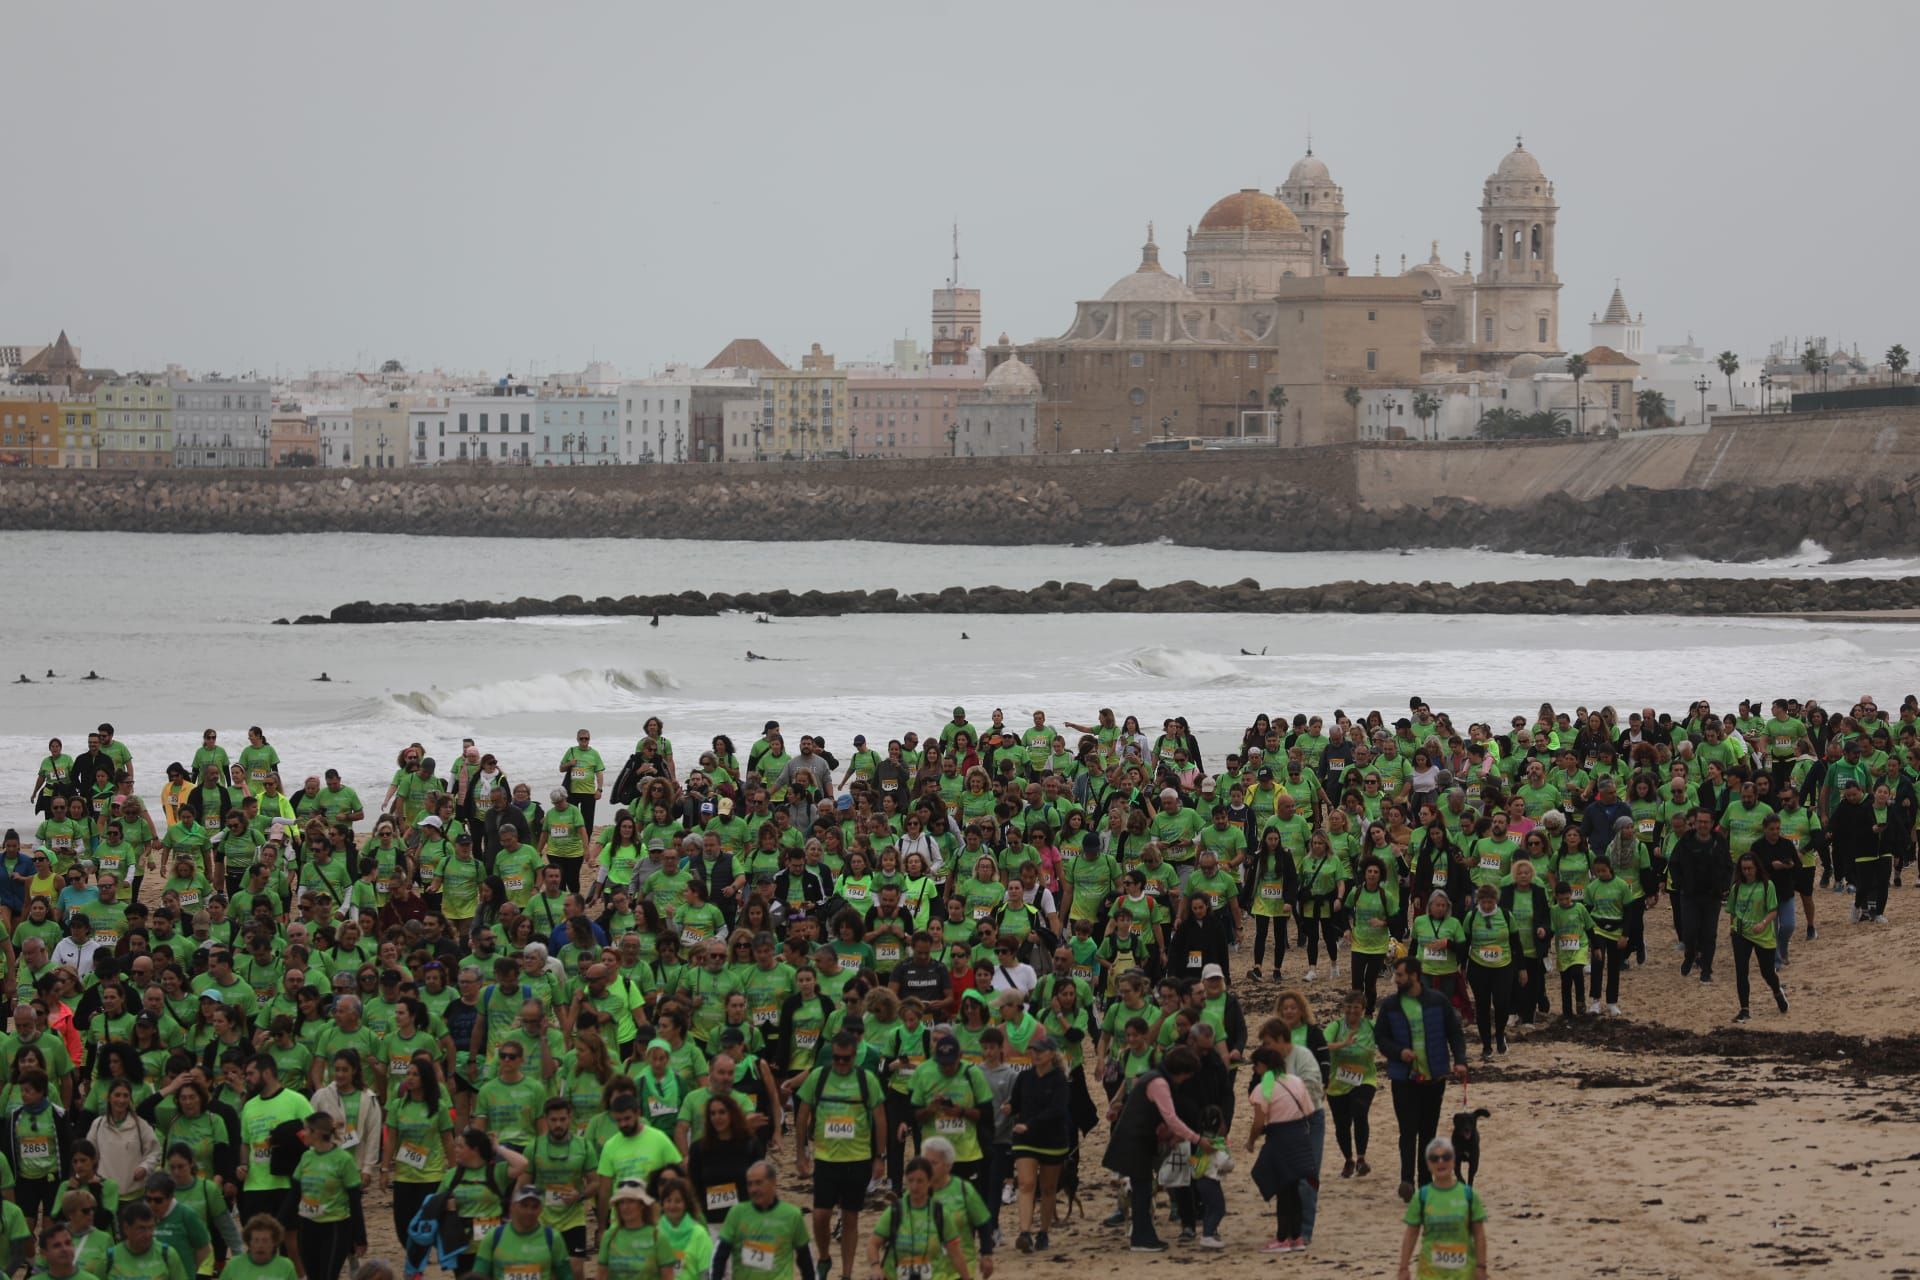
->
[485, 1223, 566, 1277]
[1411, 1180, 1476, 1224]
[801, 1065, 877, 1144]
[882, 1197, 947, 1272]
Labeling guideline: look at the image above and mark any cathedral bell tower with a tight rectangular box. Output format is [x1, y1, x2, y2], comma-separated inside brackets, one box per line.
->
[1475, 138, 1561, 357]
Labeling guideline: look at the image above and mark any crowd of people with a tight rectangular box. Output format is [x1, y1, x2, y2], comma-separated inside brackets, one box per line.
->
[7, 692, 1915, 1280]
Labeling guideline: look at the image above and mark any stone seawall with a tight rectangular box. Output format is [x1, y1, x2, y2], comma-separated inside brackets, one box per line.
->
[302, 574, 1920, 625]
[3, 465, 1918, 560]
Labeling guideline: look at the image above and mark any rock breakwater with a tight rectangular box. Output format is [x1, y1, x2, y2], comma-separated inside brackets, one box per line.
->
[297, 575, 1920, 625]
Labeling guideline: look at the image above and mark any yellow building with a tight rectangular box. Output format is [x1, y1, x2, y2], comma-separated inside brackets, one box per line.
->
[95, 378, 174, 467]
[53, 400, 98, 468]
[0, 396, 62, 467]
[757, 344, 848, 457]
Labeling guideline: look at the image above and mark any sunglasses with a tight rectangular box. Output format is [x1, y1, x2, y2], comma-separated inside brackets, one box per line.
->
[498, 1052, 523, 1061]
[831, 1053, 854, 1064]
[1427, 1153, 1454, 1164]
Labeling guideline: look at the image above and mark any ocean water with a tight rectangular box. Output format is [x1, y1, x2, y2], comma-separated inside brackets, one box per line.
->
[3, 530, 1915, 831]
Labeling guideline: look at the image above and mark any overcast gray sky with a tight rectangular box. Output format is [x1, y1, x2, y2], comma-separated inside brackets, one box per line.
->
[4, 1, 1914, 377]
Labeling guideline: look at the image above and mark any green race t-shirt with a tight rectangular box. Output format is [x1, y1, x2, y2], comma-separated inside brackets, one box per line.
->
[1404, 1181, 1486, 1280]
[596, 1223, 666, 1280]
[292, 1145, 359, 1222]
[217, 1251, 298, 1280]
[718, 1198, 810, 1280]
[240, 1089, 313, 1191]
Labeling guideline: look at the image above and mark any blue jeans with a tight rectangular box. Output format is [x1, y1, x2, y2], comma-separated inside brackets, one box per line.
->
[1297, 1107, 1326, 1243]
[1776, 894, 1796, 965]
[1192, 1177, 1225, 1236]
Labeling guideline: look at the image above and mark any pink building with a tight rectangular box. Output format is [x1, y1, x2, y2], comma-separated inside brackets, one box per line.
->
[846, 364, 984, 458]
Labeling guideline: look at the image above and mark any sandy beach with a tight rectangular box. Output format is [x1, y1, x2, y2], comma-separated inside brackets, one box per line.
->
[323, 891, 1920, 1279]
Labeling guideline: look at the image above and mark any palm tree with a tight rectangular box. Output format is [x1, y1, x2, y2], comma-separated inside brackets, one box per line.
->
[1475, 407, 1527, 439]
[1889, 343, 1911, 386]
[1522, 409, 1572, 437]
[1565, 352, 1589, 434]
[1716, 350, 1740, 409]
[1412, 391, 1441, 441]
[1801, 341, 1823, 384]
[1267, 384, 1289, 444]
[1340, 385, 1360, 437]
[1635, 388, 1669, 430]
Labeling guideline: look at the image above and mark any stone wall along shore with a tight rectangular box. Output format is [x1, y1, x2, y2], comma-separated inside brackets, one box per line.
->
[298, 574, 1920, 625]
[4, 461, 1920, 562]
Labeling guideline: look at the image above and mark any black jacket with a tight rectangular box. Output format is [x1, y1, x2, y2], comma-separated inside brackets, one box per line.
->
[1668, 831, 1731, 898]
[1497, 883, 1552, 955]
[1828, 796, 1878, 859]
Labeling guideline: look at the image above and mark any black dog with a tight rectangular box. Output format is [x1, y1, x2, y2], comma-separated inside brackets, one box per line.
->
[1450, 1108, 1491, 1185]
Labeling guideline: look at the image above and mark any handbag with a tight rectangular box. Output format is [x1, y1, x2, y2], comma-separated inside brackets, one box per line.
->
[1154, 1140, 1192, 1188]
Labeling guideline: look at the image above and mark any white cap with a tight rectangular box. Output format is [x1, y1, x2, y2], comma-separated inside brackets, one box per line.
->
[1201, 963, 1226, 981]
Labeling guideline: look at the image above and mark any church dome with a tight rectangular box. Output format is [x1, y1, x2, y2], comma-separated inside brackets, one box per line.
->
[1507, 353, 1547, 379]
[1198, 189, 1301, 234]
[1101, 228, 1196, 302]
[984, 356, 1042, 398]
[1287, 153, 1330, 184]
[1495, 144, 1544, 182]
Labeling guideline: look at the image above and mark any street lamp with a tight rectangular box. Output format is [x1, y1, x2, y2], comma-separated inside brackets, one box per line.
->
[1053, 418, 1062, 453]
[1693, 376, 1711, 425]
[657, 427, 666, 464]
[751, 422, 762, 461]
[673, 426, 683, 464]
[1379, 395, 1398, 441]
[1759, 373, 1772, 414]
[849, 425, 858, 459]
[1820, 358, 1831, 393]
[1160, 415, 1172, 442]
[376, 431, 389, 469]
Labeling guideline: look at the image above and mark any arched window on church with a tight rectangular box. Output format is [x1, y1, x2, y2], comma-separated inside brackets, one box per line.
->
[1136, 315, 1154, 340]
[1195, 270, 1212, 287]
[1320, 231, 1330, 263]
[1483, 316, 1494, 343]
[1491, 225, 1503, 260]
[1530, 225, 1542, 260]
[1512, 227, 1524, 260]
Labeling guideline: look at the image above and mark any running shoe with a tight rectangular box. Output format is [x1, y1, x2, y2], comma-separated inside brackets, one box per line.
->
[1776, 993, 1790, 1013]
[1587, 1000, 1601, 1015]
[1261, 1240, 1290, 1254]
[1341, 1158, 1355, 1179]
[1016, 1232, 1033, 1255]
[1733, 1009, 1751, 1022]
[1356, 1156, 1372, 1177]
[1199, 1235, 1226, 1250]
[1606, 1004, 1621, 1017]
[1875, 915, 1890, 925]
[1397, 1181, 1415, 1203]
[1131, 1242, 1169, 1253]
[1248, 967, 1263, 981]
[1305, 968, 1318, 982]
[1035, 1231, 1049, 1251]
[1102, 1210, 1126, 1229]
[1806, 926, 1817, 941]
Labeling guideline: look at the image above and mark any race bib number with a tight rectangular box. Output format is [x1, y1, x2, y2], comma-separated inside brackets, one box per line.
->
[753, 1005, 778, 1026]
[972, 905, 992, 921]
[741, 1240, 777, 1271]
[823, 1118, 857, 1140]
[876, 943, 900, 964]
[935, 1115, 967, 1134]
[472, 1217, 502, 1240]
[1258, 883, 1286, 900]
[570, 767, 590, 785]
[1428, 1242, 1470, 1271]
[95, 929, 119, 947]
[650, 1098, 678, 1119]
[794, 1029, 819, 1051]
[898, 1265, 932, 1280]
[706, 1182, 738, 1212]
[339, 1123, 360, 1150]
[1475, 946, 1504, 965]
[544, 1187, 571, 1209]
[179, 891, 200, 908]
[1477, 854, 1503, 873]
[1556, 934, 1583, 953]
[551, 824, 570, 841]
[1335, 1066, 1366, 1087]
[252, 1139, 271, 1165]
[1422, 940, 1449, 963]
[397, 1142, 429, 1170]
[1636, 818, 1656, 838]
[299, 1195, 322, 1219]
[18, 1138, 49, 1164]
[1187, 950, 1203, 969]
[502, 874, 526, 894]
[504, 1265, 544, 1280]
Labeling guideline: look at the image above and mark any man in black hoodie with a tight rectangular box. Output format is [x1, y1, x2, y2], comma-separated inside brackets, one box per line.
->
[1827, 776, 1882, 923]
[1669, 808, 1731, 982]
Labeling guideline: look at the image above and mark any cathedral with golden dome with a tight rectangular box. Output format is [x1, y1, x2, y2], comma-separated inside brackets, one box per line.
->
[988, 140, 1563, 451]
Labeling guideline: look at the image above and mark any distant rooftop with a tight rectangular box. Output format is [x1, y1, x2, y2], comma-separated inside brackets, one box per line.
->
[705, 338, 788, 372]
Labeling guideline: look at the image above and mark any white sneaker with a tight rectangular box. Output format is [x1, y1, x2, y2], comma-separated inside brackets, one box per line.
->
[1506, 1014, 1519, 1028]
[1305, 968, 1318, 982]
[1849, 908, 1862, 923]
[1199, 1235, 1226, 1250]
[1001, 1183, 1016, 1205]
[1607, 1003, 1622, 1017]
[1875, 915, 1890, 925]
[1587, 1000, 1602, 1016]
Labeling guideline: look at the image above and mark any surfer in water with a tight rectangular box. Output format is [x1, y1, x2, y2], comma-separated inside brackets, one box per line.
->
[82, 671, 103, 681]
[13, 675, 29, 684]
[315, 672, 332, 682]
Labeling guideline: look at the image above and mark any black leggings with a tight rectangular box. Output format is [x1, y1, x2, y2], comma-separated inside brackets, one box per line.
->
[1351, 951, 1386, 1007]
[1588, 934, 1625, 1004]
[299, 1217, 356, 1280]
[1252, 914, 1290, 971]
[1559, 965, 1586, 1016]
[1517, 956, 1548, 1021]
[1302, 914, 1341, 968]
[575, 795, 598, 836]
[551, 854, 583, 895]
[1730, 934, 1784, 1011]
[1466, 963, 1513, 1050]
[392, 1179, 436, 1246]
[1329, 1085, 1375, 1159]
